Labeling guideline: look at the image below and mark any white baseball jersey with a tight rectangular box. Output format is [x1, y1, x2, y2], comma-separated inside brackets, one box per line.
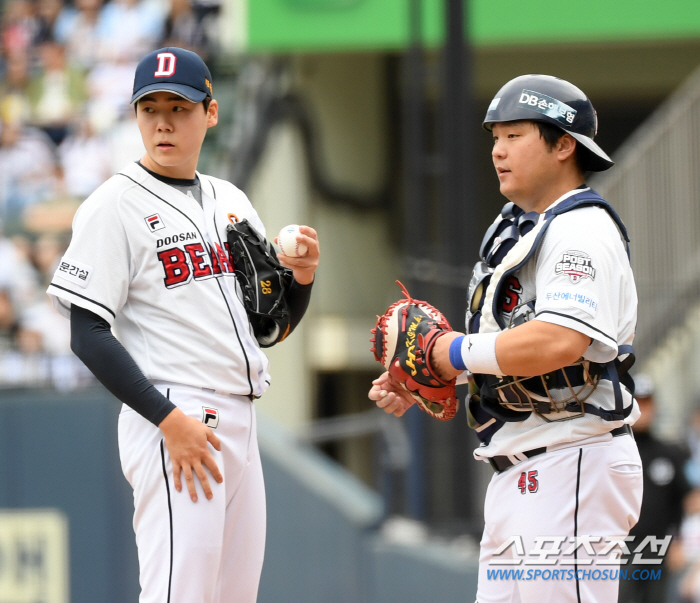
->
[47, 161, 270, 397]
[474, 188, 640, 460]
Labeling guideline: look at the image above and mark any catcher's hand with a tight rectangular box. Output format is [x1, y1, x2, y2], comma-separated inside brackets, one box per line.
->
[226, 219, 294, 347]
[370, 282, 458, 421]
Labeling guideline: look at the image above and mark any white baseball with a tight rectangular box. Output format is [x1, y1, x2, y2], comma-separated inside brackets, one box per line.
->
[277, 224, 308, 258]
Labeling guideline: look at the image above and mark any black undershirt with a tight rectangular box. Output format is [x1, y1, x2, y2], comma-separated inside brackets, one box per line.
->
[71, 305, 177, 425]
[137, 160, 197, 186]
[137, 161, 202, 204]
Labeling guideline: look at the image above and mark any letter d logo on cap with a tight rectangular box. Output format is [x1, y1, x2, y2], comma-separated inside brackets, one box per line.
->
[154, 52, 177, 77]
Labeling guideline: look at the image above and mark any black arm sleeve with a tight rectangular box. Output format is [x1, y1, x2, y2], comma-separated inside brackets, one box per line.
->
[287, 278, 313, 333]
[70, 305, 177, 426]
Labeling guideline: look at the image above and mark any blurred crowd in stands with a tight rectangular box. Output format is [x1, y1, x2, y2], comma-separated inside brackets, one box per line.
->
[0, 0, 218, 389]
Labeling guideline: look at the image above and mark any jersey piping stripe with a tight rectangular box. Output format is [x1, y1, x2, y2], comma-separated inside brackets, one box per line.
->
[535, 310, 617, 347]
[208, 178, 254, 395]
[117, 173, 254, 396]
[574, 448, 583, 603]
[160, 437, 174, 603]
[48, 282, 116, 318]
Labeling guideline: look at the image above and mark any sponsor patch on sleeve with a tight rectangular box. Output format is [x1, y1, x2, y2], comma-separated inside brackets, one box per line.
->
[555, 250, 596, 284]
[543, 287, 598, 318]
[55, 257, 93, 289]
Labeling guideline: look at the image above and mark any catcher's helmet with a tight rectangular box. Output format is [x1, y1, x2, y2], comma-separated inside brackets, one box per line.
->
[483, 74, 613, 172]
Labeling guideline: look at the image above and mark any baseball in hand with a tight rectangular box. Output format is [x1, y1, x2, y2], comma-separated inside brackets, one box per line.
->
[277, 225, 308, 258]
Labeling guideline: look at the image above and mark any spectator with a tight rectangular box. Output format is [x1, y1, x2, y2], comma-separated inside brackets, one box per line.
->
[162, 0, 211, 59]
[55, 0, 103, 71]
[0, 50, 30, 97]
[58, 113, 111, 198]
[1, 0, 38, 60]
[0, 52, 31, 126]
[34, 0, 69, 45]
[0, 114, 58, 233]
[0, 235, 42, 309]
[95, 0, 165, 63]
[105, 110, 146, 173]
[85, 59, 138, 128]
[619, 374, 694, 603]
[27, 39, 87, 145]
[677, 491, 700, 603]
[0, 232, 92, 389]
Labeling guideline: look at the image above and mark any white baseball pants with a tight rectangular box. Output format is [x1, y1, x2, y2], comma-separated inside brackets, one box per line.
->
[476, 432, 642, 603]
[118, 383, 266, 603]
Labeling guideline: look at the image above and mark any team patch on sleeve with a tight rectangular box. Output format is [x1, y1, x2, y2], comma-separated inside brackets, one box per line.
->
[55, 257, 93, 289]
[554, 250, 596, 284]
[542, 287, 598, 317]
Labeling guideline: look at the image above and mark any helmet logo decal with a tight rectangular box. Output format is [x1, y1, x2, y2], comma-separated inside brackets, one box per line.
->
[518, 89, 576, 126]
[488, 97, 501, 112]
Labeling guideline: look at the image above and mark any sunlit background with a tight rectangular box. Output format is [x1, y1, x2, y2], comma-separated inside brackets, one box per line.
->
[0, 0, 700, 601]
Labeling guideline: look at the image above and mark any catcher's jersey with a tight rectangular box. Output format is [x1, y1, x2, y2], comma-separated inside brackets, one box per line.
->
[473, 187, 640, 459]
[47, 161, 271, 397]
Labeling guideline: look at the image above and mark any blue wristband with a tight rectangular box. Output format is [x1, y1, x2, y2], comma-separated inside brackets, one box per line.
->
[449, 335, 467, 371]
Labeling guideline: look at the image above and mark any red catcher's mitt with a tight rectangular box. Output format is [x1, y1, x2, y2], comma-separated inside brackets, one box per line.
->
[370, 282, 458, 421]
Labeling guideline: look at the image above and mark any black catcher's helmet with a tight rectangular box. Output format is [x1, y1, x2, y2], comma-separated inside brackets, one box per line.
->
[483, 74, 613, 172]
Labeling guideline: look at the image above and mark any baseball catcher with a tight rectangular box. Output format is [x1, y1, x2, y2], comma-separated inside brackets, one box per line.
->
[226, 219, 295, 347]
[370, 282, 458, 421]
[369, 73, 641, 603]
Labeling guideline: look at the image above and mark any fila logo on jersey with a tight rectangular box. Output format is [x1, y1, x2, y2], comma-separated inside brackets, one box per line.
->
[145, 214, 165, 232]
[154, 52, 177, 77]
[202, 407, 219, 429]
[555, 250, 596, 284]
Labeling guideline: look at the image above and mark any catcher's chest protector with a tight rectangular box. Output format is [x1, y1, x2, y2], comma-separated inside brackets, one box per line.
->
[467, 189, 630, 336]
[466, 189, 635, 441]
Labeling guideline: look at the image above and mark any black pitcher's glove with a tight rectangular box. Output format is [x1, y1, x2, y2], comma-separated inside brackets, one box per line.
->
[226, 219, 294, 347]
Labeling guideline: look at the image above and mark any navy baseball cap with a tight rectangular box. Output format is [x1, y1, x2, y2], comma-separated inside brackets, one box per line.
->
[131, 47, 213, 105]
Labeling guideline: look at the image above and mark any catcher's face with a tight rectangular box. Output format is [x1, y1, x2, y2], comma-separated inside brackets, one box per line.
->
[491, 121, 577, 212]
[136, 91, 218, 179]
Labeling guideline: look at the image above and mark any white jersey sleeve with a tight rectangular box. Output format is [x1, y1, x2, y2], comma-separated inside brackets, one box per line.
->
[533, 205, 636, 363]
[49, 178, 132, 324]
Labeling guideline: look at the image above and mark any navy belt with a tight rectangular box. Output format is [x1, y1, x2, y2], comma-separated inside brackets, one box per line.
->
[488, 424, 633, 474]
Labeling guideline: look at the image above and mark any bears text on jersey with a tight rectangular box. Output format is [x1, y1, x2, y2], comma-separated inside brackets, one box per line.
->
[157, 240, 234, 288]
